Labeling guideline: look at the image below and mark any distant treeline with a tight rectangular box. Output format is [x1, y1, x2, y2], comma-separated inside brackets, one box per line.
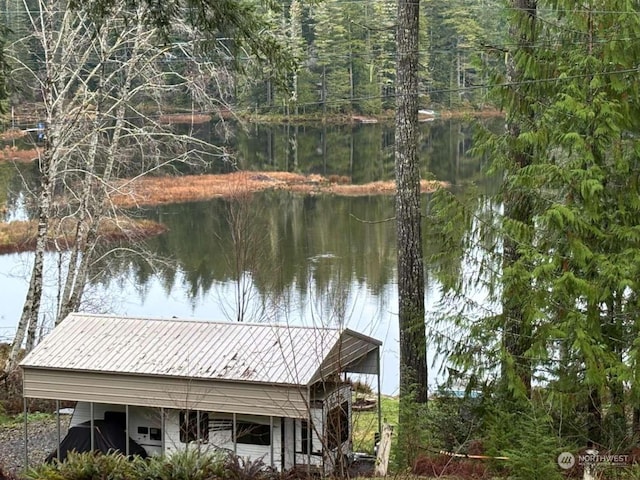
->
[1, 0, 507, 116]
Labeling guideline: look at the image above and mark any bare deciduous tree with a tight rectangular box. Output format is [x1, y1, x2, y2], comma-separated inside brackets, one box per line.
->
[5, 0, 235, 369]
[218, 187, 272, 323]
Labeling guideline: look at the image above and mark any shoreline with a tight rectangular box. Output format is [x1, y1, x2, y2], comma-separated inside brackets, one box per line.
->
[0, 107, 469, 252]
[0, 171, 447, 254]
[0, 217, 167, 255]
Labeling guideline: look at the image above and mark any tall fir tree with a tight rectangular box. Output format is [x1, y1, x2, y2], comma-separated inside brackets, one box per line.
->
[430, 0, 640, 449]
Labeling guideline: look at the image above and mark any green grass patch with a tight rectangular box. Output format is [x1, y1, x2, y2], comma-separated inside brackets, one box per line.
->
[0, 411, 53, 426]
[352, 394, 399, 454]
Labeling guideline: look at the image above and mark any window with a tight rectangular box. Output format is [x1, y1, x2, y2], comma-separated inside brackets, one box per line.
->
[211, 419, 233, 432]
[234, 421, 271, 446]
[179, 411, 209, 443]
[326, 401, 349, 450]
[104, 411, 126, 430]
[301, 420, 312, 454]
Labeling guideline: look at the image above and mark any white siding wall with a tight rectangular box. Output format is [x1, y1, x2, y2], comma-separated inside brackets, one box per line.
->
[164, 410, 283, 469]
[294, 407, 324, 468]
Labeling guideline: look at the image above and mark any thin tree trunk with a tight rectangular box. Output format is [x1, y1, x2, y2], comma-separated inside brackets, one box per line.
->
[58, 7, 146, 321]
[57, 101, 102, 322]
[587, 387, 602, 445]
[322, 66, 327, 115]
[8, 119, 56, 368]
[6, 0, 59, 369]
[395, 0, 427, 468]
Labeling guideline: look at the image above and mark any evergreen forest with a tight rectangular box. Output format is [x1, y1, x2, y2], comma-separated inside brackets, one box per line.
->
[1, 0, 507, 115]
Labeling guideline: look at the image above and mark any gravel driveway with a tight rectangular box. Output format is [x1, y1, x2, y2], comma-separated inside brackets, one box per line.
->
[0, 415, 70, 475]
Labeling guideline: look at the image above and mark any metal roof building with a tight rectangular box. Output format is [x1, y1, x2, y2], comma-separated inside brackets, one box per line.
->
[21, 313, 382, 418]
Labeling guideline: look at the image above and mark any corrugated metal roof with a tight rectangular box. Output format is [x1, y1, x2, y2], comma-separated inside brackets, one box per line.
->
[20, 313, 381, 386]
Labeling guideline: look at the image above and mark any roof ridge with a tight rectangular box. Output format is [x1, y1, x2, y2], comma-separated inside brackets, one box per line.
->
[67, 312, 343, 332]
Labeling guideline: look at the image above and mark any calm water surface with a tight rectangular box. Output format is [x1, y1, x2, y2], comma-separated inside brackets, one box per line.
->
[0, 119, 501, 394]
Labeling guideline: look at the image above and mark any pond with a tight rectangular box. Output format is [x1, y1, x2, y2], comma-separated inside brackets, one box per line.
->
[0, 118, 502, 394]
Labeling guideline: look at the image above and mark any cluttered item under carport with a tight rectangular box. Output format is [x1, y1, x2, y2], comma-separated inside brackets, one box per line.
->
[45, 419, 147, 463]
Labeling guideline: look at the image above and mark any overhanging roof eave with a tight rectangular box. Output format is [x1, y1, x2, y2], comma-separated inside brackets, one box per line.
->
[20, 365, 313, 390]
[21, 368, 313, 418]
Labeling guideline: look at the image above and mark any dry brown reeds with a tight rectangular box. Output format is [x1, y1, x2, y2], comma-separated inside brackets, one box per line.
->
[0, 146, 41, 163]
[158, 113, 212, 124]
[0, 217, 166, 254]
[0, 129, 27, 141]
[111, 171, 447, 208]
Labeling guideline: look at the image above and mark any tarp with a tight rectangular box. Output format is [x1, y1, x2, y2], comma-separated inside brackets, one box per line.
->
[45, 420, 148, 462]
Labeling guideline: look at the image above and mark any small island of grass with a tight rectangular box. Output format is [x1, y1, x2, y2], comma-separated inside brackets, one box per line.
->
[0, 217, 166, 255]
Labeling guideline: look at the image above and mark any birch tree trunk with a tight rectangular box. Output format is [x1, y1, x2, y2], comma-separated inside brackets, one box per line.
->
[7, 0, 60, 370]
[5, 0, 236, 370]
[57, 5, 147, 322]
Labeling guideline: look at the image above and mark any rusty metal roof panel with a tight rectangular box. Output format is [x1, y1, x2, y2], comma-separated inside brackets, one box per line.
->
[20, 313, 380, 386]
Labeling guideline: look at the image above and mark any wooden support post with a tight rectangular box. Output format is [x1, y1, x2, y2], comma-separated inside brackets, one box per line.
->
[375, 423, 393, 477]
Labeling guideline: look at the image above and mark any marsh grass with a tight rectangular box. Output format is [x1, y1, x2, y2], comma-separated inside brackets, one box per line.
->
[0, 146, 40, 163]
[0, 217, 166, 254]
[111, 171, 446, 208]
[158, 113, 212, 124]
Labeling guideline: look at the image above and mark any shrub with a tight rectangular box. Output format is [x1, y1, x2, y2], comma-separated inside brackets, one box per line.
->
[483, 406, 568, 480]
[350, 380, 373, 395]
[424, 391, 484, 453]
[621, 464, 640, 480]
[24, 449, 230, 480]
[413, 454, 489, 479]
[0, 463, 19, 480]
[25, 451, 142, 480]
[145, 449, 227, 480]
[223, 454, 279, 480]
